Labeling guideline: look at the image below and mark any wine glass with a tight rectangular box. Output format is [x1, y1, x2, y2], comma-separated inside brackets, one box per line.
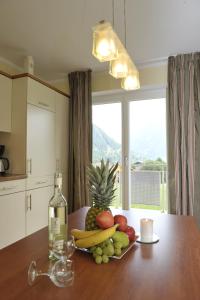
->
[53, 235, 75, 261]
[28, 259, 74, 288]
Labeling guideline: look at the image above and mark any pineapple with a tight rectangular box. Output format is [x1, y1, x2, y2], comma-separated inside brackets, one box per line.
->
[85, 159, 118, 230]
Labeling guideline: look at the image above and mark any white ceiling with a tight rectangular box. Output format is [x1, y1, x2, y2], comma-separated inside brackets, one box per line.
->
[0, 0, 199, 80]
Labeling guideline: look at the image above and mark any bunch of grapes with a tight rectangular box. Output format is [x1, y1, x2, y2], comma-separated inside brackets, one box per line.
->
[89, 238, 124, 264]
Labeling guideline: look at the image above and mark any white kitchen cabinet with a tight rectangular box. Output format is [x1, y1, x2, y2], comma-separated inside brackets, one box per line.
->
[27, 104, 56, 177]
[0, 74, 12, 132]
[0, 74, 70, 243]
[27, 77, 55, 112]
[55, 93, 69, 197]
[26, 185, 54, 236]
[0, 180, 26, 249]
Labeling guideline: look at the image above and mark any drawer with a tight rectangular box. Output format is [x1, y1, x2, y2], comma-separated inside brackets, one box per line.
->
[0, 179, 26, 196]
[27, 78, 55, 112]
[26, 175, 54, 190]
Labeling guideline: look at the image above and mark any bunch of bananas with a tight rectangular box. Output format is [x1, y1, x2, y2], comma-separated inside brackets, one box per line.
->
[71, 224, 118, 248]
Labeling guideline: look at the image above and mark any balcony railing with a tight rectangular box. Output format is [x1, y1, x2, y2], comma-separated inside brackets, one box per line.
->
[113, 163, 167, 211]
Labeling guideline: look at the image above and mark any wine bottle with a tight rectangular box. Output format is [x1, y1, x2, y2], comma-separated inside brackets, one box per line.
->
[48, 173, 68, 259]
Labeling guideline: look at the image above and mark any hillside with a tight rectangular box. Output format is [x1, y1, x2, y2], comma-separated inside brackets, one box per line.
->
[93, 125, 121, 163]
[93, 125, 166, 163]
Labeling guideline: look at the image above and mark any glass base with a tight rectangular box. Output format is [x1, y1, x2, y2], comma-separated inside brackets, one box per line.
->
[28, 261, 37, 286]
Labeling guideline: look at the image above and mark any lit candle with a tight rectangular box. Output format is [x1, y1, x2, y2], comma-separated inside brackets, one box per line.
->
[140, 218, 153, 242]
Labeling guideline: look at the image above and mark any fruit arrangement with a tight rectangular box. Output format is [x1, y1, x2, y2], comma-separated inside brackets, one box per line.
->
[71, 159, 137, 264]
[71, 226, 133, 264]
[71, 208, 136, 264]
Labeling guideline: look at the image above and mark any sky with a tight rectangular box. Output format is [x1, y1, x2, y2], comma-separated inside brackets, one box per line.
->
[92, 98, 166, 145]
[93, 102, 122, 143]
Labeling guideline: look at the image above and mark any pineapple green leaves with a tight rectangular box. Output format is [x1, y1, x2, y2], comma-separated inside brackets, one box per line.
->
[87, 159, 119, 209]
[85, 159, 119, 230]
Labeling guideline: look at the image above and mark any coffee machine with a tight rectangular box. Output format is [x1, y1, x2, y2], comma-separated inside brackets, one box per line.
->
[0, 145, 9, 174]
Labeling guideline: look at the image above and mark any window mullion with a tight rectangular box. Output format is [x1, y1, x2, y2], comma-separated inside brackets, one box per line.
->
[121, 98, 130, 210]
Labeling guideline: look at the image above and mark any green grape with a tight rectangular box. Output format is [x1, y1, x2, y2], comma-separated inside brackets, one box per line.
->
[103, 244, 114, 256]
[105, 239, 112, 246]
[90, 246, 96, 253]
[95, 255, 103, 264]
[93, 252, 98, 258]
[107, 244, 114, 256]
[114, 248, 122, 256]
[99, 241, 106, 248]
[102, 255, 109, 263]
[114, 242, 123, 249]
[95, 247, 103, 256]
[102, 247, 109, 256]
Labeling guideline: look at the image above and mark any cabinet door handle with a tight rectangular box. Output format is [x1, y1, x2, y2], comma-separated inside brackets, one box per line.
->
[30, 159, 32, 174]
[26, 194, 32, 211]
[36, 181, 47, 185]
[38, 101, 49, 107]
[27, 159, 32, 174]
[26, 195, 29, 211]
[30, 194, 32, 210]
[0, 186, 17, 191]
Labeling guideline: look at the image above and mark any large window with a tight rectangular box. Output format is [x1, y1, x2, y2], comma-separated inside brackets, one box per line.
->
[92, 90, 167, 211]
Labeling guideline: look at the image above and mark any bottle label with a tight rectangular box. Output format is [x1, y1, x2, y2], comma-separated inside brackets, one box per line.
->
[53, 239, 64, 250]
[51, 217, 60, 234]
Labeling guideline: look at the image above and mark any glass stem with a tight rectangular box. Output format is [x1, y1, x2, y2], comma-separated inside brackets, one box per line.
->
[37, 270, 50, 277]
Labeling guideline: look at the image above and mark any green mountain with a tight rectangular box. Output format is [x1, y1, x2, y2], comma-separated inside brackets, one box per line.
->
[93, 124, 167, 164]
[92, 125, 121, 163]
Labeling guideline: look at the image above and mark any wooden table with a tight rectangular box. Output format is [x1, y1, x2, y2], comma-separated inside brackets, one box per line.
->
[0, 207, 200, 300]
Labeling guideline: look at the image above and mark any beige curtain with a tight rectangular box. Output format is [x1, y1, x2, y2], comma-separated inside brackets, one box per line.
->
[68, 70, 92, 213]
[167, 53, 200, 226]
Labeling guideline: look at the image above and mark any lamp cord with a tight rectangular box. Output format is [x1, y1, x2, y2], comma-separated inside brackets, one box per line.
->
[112, 0, 115, 28]
[124, 0, 127, 49]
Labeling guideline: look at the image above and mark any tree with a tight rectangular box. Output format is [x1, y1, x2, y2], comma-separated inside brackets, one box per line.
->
[131, 158, 167, 171]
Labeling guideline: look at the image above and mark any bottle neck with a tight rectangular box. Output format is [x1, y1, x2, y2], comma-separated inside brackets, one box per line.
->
[55, 185, 62, 195]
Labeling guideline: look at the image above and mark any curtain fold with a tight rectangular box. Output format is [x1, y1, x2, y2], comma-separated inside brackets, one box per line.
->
[167, 53, 200, 226]
[68, 70, 92, 213]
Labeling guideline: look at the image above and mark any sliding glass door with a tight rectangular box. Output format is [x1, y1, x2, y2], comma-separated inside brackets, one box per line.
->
[92, 90, 167, 211]
[92, 103, 122, 208]
[129, 98, 167, 211]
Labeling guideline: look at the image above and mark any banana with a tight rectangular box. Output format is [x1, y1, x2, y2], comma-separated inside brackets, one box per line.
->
[75, 224, 118, 248]
[71, 228, 102, 240]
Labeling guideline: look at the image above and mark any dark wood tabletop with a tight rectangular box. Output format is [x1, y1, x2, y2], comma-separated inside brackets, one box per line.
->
[0, 207, 200, 300]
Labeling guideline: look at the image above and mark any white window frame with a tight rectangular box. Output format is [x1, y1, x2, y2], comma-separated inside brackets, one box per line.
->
[92, 85, 166, 210]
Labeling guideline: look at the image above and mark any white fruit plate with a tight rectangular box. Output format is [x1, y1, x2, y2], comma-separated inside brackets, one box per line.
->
[75, 237, 138, 260]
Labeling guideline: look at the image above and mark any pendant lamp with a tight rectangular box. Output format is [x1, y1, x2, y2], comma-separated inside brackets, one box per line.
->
[92, 0, 140, 91]
[109, 49, 129, 79]
[121, 70, 140, 90]
[92, 21, 118, 62]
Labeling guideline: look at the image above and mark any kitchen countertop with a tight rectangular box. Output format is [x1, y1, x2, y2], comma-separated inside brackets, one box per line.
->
[0, 173, 27, 182]
[0, 207, 200, 300]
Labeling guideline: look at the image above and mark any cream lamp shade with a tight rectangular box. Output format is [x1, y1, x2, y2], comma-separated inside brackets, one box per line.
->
[109, 51, 129, 78]
[92, 21, 119, 62]
[121, 70, 140, 90]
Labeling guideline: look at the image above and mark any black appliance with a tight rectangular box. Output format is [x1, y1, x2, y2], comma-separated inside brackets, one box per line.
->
[0, 145, 9, 174]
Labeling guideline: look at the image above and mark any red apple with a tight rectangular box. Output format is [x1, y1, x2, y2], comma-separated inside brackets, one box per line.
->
[96, 211, 114, 229]
[124, 226, 136, 241]
[114, 215, 128, 232]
